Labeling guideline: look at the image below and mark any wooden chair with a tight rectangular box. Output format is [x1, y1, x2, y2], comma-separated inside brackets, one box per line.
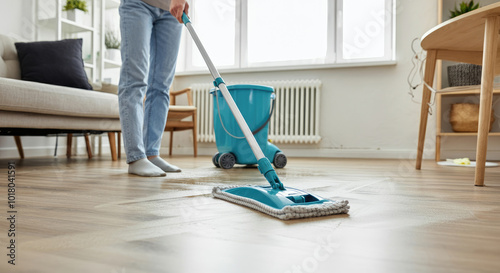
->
[165, 88, 198, 157]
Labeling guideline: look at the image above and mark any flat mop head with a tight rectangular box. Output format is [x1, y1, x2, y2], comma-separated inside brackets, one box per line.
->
[212, 185, 349, 220]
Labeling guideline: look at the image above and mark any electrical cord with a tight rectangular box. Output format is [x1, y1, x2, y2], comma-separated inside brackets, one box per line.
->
[406, 37, 437, 115]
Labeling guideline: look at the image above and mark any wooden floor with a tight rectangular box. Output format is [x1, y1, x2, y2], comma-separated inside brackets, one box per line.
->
[0, 155, 499, 273]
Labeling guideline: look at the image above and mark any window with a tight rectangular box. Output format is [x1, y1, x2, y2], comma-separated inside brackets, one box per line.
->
[178, 0, 395, 73]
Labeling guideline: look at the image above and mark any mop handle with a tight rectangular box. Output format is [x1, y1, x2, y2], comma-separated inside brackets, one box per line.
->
[182, 13, 266, 161]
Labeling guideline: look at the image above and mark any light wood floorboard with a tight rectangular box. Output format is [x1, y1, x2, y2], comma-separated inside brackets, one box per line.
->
[0, 156, 499, 273]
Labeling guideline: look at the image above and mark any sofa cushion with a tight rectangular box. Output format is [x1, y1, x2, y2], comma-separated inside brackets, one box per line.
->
[0, 77, 119, 118]
[0, 110, 121, 131]
[0, 34, 21, 79]
[14, 39, 92, 90]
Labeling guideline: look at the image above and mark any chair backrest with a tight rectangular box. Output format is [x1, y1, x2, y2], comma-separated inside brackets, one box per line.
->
[170, 88, 193, 106]
[0, 34, 21, 79]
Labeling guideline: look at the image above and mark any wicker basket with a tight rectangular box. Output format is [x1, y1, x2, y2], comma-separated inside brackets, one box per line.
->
[447, 64, 482, 87]
[450, 103, 495, 132]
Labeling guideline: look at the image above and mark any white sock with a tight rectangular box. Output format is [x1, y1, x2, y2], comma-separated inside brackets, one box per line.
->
[149, 157, 182, 172]
[128, 158, 166, 177]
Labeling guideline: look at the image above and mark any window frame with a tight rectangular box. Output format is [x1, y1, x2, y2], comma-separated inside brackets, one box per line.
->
[177, 0, 396, 74]
[336, 0, 395, 63]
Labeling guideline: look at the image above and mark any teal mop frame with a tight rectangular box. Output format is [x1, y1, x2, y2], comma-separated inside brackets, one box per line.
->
[182, 13, 349, 220]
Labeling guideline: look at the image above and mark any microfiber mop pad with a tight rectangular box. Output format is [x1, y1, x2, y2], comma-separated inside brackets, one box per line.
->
[212, 185, 350, 220]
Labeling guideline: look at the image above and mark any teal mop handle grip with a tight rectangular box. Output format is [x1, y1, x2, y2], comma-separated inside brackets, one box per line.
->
[182, 12, 190, 25]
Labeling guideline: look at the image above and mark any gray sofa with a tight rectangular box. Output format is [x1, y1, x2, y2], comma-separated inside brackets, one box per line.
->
[0, 34, 121, 160]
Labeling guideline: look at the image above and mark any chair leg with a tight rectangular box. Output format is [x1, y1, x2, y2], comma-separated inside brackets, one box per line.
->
[193, 110, 198, 157]
[416, 50, 437, 170]
[66, 133, 73, 159]
[169, 130, 174, 156]
[84, 134, 92, 159]
[14, 136, 24, 159]
[108, 132, 117, 161]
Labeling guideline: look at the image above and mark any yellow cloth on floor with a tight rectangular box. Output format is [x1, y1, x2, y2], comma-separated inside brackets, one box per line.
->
[447, 158, 471, 165]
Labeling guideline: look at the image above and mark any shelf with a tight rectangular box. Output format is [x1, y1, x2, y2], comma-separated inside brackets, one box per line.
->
[38, 18, 94, 34]
[104, 59, 122, 69]
[439, 85, 500, 95]
[438, 132, 500, 136]
[61, 18, 94, 33]
[84, 63, 95, 69]
[105, 0, 120, 9]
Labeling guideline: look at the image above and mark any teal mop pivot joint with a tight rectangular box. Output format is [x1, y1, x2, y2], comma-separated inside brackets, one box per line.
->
[213, 77, 225, 88]
[257, 158, 285, 190]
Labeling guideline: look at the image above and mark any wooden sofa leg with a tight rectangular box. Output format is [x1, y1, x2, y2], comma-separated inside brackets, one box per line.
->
[108, 132, 117, 161]
[117, 132, 121, 159]
[14, 136, 24, 159]
[66, 133, 73, 159]
[84, 134, 92, 159]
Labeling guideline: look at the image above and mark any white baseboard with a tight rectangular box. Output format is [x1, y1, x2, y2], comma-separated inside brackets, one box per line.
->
[5, 144, 499, 161]
[161, 146, 500, 161]
[160, 146, 438, 160]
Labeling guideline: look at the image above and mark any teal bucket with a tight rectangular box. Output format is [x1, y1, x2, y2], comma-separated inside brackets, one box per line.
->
[211, 84, 287, 169]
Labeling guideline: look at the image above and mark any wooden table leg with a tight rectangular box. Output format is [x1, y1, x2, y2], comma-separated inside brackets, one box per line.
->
[193, 109, 198, 157]
[435, 135, 441, 162]
[416, 50, 437, 170]
[474, 16, 500, 186]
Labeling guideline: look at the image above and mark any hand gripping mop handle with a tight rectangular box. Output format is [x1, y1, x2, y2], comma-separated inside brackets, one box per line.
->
[182, 13, 284, 190]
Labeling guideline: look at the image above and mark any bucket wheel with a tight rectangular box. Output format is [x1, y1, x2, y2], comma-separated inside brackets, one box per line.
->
[273, 152, 287, 168]
[212, 153, 221, 168]
[218, 153, 236, 169]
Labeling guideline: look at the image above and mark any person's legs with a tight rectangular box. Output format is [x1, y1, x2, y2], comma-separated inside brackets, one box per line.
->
[119, 0, 165, 176]
[143, 10, 183, 172]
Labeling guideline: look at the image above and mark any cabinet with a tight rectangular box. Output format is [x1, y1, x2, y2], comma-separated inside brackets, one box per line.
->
[35, 0, 121, 85]
[434, 0, 500, 161]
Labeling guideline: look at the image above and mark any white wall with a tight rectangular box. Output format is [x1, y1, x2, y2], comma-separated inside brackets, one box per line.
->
[172, 0, 500, 160]
[2, 0, 500, 160]
[0, 0, 36, 40]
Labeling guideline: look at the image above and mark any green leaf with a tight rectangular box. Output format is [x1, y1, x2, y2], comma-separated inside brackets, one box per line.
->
[449, 0, 480, 19]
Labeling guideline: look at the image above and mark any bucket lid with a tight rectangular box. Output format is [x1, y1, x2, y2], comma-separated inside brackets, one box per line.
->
[210, 84, 274, 94]
[227, 84, 274, 92]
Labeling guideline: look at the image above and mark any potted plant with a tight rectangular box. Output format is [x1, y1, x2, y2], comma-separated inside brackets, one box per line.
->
[449, 0, 480, 18]
[105, 31, 121, 63]
[63, 0, 89, 24]
[447, 1, 481, 87]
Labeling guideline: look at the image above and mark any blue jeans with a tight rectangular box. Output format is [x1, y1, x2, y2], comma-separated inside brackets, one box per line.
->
[119, 0, 182, 163]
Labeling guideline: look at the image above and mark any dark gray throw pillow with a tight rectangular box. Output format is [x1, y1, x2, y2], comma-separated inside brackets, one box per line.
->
[15, 39, 93, 90]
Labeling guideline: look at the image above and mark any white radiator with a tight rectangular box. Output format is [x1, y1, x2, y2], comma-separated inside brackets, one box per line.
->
[191, 79, 322, 144]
